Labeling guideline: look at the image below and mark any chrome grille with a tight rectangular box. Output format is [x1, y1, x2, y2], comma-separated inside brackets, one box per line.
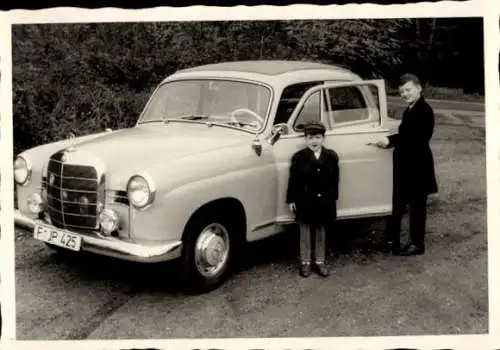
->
[46, 151, 101, 230]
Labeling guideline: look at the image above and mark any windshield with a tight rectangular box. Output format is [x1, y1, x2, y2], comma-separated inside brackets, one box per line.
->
[138, 79, 272, 130]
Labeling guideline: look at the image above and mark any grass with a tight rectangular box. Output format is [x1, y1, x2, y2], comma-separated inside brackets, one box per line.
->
[387, 85, 484, 103]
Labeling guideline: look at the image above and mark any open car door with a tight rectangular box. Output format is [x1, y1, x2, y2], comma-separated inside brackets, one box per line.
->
[273, 79, 394, 224]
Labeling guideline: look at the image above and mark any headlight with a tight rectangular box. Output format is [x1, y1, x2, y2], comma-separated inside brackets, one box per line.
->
[127, 174, 155, 209]
[14, 156, 31, 186]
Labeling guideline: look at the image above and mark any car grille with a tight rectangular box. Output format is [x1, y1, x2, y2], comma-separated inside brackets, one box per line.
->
[46, 151, 101, 230]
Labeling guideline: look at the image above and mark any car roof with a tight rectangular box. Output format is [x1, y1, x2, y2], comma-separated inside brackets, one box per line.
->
[162, 60, 362, 87]
[177, 60, 348, 76]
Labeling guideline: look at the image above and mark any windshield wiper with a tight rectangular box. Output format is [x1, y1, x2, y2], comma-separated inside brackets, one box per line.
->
[138, 119, 164, 124]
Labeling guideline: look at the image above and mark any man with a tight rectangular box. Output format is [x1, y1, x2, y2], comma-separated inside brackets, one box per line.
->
[286, 121, 340, 277]
[372, 73, 438, 256]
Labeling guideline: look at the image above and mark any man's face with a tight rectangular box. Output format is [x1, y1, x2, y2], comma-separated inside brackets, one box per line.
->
[398, 81, 422, 105]
[305, 133, 324, 152]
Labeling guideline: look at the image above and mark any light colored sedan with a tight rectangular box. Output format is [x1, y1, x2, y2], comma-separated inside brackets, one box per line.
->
[14, 60, 395, 293]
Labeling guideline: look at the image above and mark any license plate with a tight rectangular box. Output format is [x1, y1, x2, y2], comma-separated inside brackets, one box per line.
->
[33, 225, 82, 252]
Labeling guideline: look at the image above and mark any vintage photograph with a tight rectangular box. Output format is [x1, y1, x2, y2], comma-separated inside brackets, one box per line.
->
[11, 17, 486, 339]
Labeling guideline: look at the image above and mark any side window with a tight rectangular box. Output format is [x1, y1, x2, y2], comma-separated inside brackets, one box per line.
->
[274, 81, 322, 125]
[325, 86, 370, 125]
[293, 91, 321, 130]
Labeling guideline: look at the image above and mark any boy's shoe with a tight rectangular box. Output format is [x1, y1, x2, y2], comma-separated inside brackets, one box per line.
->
[300, 262, 311, 277]
[315, 262, 329, 277]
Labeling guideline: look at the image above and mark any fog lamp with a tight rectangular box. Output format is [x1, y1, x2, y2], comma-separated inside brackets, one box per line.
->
[98, 208, 119, 235]
[27, 193, 44, 214]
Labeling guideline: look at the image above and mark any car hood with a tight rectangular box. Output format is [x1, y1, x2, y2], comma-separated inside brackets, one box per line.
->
[69, 123, 251, 173]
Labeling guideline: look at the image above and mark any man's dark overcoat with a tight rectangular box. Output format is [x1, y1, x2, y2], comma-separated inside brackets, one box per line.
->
[286, 147, 339, 226]
[388, 96, 438, 200]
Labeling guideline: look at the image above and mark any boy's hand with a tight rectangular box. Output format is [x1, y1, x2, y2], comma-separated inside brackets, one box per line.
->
[289, 203, 296, 213]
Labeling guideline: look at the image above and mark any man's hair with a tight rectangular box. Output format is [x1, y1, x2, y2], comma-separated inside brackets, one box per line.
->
[399, 73, 422, 87]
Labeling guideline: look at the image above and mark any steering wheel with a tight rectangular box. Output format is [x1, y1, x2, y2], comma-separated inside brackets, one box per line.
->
[229, 108, 264, 127]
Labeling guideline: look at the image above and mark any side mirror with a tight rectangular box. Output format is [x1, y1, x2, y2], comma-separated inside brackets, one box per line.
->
[268, 123, 289, 145]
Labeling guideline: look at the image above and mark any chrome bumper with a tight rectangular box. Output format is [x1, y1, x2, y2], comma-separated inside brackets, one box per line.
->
[14, 210, 182, 263]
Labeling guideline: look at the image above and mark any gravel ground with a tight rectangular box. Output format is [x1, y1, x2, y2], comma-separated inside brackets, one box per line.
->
[15, 111, 487, 339]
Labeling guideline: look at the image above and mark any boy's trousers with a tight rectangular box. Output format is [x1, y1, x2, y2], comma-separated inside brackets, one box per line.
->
[299, 223, 326, 264]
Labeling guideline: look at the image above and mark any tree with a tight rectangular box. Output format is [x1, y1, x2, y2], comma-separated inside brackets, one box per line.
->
[12, 18, 483, 154]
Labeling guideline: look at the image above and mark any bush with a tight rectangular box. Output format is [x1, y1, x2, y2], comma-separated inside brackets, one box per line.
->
[12, 20, 484, 154]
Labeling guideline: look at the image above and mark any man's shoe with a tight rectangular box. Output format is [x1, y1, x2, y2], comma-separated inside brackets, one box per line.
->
[400, 242, 412, 252]
[384, 240, 402, 255]
[397, 244, 425, 256]
[300, 263, 311, 277]
[391, 242, 403, 255]
[316, 263, 329, 277]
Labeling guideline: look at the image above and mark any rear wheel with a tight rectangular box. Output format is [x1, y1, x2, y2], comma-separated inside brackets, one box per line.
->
[181, 211, 239, 294]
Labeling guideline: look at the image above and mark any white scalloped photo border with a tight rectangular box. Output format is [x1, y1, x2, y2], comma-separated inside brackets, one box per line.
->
[0, 1, 498, 349]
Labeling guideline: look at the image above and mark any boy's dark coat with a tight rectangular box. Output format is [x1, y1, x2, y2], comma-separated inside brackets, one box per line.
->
[388, 96, 438, 199]
[286, 146, 340, 226]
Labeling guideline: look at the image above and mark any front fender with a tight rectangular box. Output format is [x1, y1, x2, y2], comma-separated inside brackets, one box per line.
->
[128, 145, 278, 242]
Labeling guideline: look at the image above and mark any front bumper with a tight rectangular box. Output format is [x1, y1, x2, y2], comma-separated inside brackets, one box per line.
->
[14, 210, 182, 263]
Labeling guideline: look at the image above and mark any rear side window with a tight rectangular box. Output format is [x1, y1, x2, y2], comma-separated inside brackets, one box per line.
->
[324, 86, 370, 125]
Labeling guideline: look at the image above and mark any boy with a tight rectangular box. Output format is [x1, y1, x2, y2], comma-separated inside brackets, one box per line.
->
[371, 73, 438, 255]
[286, 121, 340, 277]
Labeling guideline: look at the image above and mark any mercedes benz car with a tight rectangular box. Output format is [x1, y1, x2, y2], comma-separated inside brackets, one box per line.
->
[14, 60, 397, 293]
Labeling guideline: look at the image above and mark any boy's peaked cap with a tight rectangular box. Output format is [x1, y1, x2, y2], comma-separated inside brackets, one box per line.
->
[303, 120, 326, 135]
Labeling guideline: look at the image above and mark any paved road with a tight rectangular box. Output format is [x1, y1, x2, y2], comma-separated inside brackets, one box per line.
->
[386, 97, 484, 128]
[387, 96, 484, 112]
[15, 99, 487, 340]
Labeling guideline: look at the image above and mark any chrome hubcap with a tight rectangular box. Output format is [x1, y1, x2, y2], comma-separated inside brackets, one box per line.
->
[194, 223, 230, 278]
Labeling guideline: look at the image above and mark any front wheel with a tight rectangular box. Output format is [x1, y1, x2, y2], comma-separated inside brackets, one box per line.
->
[181, 214, 235, 294]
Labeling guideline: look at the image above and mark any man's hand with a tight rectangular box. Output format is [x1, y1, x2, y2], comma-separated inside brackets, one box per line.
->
[289, 203, 296, 213]
[367, 137, 390, 149]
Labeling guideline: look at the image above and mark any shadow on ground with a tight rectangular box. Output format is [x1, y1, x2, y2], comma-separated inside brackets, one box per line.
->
[34, 217, 391, 295]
